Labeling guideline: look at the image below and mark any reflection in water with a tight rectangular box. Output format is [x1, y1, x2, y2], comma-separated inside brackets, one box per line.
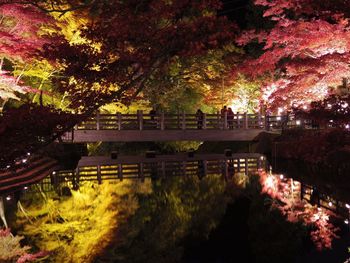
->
[9, 156, 350, 263]
[259, 170, 339, 250]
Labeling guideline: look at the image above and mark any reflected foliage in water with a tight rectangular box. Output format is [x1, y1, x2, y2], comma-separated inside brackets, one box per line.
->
[14, 170, 339, 263]
[97, 174, 229, 263]
[15, 181, 152, 263]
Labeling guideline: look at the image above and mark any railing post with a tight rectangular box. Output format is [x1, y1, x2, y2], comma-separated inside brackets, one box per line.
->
[138, 110, 143, 130]
[202, 113, 207, 130]
[224, 111, 228, 130]
[265, 114, 270, 131]
[118, 164, 123, 181]
[97, 165, 102, 184]
[74, 167, 79, 190]
[223, 160, 228, 180]
[161, 161, 166, 177]
[257, 155, 263, 169]
[203, 160, 207, 176]
[258, 113, 262, 128]
[139, 163, 144, 181]
[117, 112, 122, 130]
[217, 111, 221, 129]
[182, 161, 187, 176]
[245, 158, 248, 175]
[96, 111, 100, 130]
[244, 112, 248, 129]
[182, 111, 186, 130]
[71, 128, 74, 143]
[160, 112, 165, 130]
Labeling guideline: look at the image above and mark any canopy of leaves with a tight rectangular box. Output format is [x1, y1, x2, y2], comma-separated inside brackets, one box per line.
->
[16, 180, 152, 263]
[42, 0, 236, 111]
[236, 0, 350, 110]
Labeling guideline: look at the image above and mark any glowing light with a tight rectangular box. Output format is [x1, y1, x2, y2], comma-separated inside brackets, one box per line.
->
[327, 104, 332, 109]
[265, 176, 277, 191]
[52, 171, 56, 175]
[303, 105, 308, 110]
[6, 196, 11, 201]
[346, 204, 350, 209]
[260, 156, 265, 160]
[313, 213, 320, 221]
[280, 174, 284, 179]
[296, 120, 301, 125]
[24, 186, 28, 190]
[276, 116, 281, 121]
[27, 152, 31, 156]
[345, 219, 349, 225]
[328, 202, 333, 207]
[6, 165, 10, 169]
[342, 102, 348, 108]
[22, 159, 27, 163]
[277, 108, 283, 114]
[346, 124, 350, 129]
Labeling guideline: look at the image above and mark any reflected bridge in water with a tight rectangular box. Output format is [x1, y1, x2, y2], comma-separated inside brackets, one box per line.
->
[39, 153, 267, 191]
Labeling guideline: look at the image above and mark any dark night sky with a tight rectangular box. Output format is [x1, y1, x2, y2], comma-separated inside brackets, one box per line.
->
[220, 0, 251, 27]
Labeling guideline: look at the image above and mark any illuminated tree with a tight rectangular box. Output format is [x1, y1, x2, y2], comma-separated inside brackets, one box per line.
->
[259, 171, 339, 250]
[41, 0, 236, 112]
[140, 44, 238, 112]
[98, 175, 228, 262]
[16, 181, 152, 263]
[293, 94, 350, 129]
[0, 3, 55, 110]
[237, 0, 350, 110]
[0, 228, 48, 262]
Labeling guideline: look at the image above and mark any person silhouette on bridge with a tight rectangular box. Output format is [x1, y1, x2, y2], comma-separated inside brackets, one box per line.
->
[220, 106, 228, 129]
[149, 107, 157, 128]
[196, 109, 204, 129]
[227, 107, 234, 129]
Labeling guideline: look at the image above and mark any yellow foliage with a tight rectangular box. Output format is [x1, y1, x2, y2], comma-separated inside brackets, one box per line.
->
[16, 180, 152, 263]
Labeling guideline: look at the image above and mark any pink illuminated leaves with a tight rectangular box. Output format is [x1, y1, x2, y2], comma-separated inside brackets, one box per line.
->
[0, 4, 53, 61]
[237, 0, 350, 110]
[259, 171, 339, 250]
[0, 70, 28, 100]
[0, 228, 49, 262]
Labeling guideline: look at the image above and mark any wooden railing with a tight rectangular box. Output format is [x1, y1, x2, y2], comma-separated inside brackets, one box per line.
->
[74, 111, 285, 131]
[20, 153, 350, 222]
[59, 111, 323, 142]
[34, 153, 267, 192]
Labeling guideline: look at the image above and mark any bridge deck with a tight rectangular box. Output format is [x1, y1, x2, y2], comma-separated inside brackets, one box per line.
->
[61, 112, 287, 142]
[69, 129, 278, 142]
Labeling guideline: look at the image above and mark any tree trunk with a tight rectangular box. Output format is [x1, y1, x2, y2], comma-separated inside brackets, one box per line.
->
[0, 197, 8, 228]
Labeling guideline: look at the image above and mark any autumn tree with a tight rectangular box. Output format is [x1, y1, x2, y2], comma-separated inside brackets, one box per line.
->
[0, 3, 55, 110]
[141, 44, 240, 113]
[39, 0, 236, 112]
[236, 0, 350, 111]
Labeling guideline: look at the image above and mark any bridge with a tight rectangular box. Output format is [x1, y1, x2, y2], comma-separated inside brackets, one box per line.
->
[5, 152, 349, 221]
[60, 112, 291, 142]
[35, 153, 267, 191]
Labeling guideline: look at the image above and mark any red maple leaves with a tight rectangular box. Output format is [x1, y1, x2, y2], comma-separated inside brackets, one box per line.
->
[236, 0, 350, 110]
